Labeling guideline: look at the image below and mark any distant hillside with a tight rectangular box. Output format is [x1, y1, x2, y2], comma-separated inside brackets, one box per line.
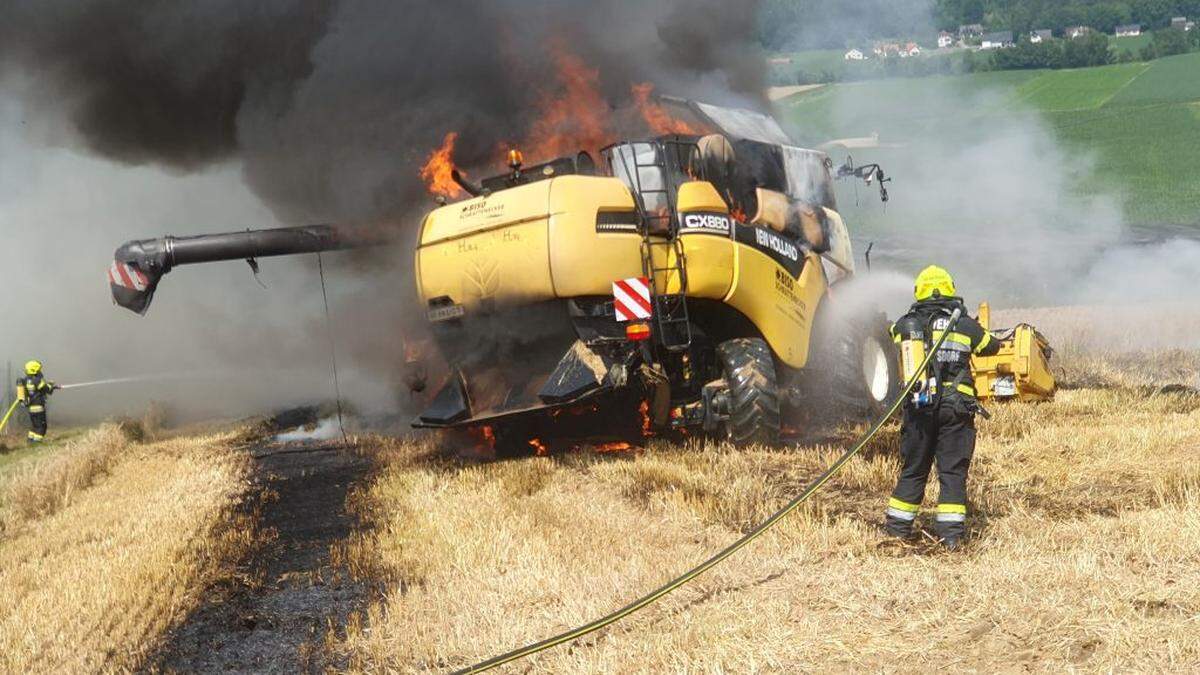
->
[758, 0, 1200, 50]
[777, 52, 1200, 228]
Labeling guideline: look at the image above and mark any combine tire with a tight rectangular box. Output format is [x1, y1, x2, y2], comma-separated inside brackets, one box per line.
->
[822, 310, 901, 416]
[717, 338, 781, 445]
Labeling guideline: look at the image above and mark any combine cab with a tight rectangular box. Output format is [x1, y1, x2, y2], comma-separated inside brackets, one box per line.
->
[108, 101, 914, 452]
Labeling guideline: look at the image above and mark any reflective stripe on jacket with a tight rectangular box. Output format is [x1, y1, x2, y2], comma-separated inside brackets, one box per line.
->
[16, 375, 54, 407]
[890, 297, 1001, 402]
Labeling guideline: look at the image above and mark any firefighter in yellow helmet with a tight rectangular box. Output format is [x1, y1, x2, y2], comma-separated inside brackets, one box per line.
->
[883, 266, 1000, 549]
[17, 360, 58, 443]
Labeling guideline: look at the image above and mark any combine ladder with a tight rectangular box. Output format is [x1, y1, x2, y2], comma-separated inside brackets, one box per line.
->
[627, 143, 692, 352]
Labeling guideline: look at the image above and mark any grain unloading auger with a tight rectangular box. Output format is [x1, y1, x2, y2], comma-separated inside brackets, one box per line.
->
[108, 100, 1053, 453]
[108, 224, 388, 315]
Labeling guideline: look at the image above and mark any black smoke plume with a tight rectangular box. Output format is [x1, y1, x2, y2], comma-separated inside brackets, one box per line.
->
[0, 0, 766, 224]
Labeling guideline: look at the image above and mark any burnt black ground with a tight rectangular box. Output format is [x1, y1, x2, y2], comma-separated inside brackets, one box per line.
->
[152, 440, 374, 674]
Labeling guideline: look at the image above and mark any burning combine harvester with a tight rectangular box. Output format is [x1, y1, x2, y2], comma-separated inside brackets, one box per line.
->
[109, 98, 1053, 455]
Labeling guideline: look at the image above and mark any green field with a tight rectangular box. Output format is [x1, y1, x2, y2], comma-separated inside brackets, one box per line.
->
[1107, 52, 1200, 104]
[1111, 32, 1154, 55]
[1016, 62, 1149, 110]
[768, 48, 873, 83]
[778, 52, 1200, 226]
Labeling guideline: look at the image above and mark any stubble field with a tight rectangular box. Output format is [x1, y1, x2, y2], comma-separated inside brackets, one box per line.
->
[1, 306, 1198, 672]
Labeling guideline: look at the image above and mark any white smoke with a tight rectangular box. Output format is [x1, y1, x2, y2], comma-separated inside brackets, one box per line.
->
[0, 83, 395, 424]
[801, 74, 1198, 317]
[273, 417, 343, 443]
[1075, 238, 1200, 306]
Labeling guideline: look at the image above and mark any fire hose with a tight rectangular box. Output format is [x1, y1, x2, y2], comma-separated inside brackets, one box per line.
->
[457, 308, 962, 673]
[0, 373, 200, 436]
[0, 399, 20, 435]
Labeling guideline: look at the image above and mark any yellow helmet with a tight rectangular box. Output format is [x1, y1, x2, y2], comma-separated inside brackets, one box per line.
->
[24, 360, 42, 376]
[914, 265, 956, 301]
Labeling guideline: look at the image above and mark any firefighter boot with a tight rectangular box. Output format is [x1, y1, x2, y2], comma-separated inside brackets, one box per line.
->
[935, 503, 967, 549]
[884, 497, 921, 538]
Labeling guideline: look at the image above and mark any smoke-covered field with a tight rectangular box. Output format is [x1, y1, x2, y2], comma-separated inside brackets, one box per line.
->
[0, 0, 1198, 671]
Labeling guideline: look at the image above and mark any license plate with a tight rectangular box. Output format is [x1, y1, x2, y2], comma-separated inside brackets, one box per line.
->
[993, 375, 1016, 397]
[427, 304, 465, 322]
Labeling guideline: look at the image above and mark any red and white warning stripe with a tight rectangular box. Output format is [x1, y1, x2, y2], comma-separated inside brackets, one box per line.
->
[612, 277, 652, 322]
[108, 260, 149, 291]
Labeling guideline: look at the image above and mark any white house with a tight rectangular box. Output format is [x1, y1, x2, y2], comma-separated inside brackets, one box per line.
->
[900, 42, 921, 57]
[844, 48, 866, 61]
[1066, 25, 1092, 39]
[938, 31, 954, 48]
[1030, 29, 1052, 43]
[981, 31, 1014, 49]
[1115, 24, 1141, 37]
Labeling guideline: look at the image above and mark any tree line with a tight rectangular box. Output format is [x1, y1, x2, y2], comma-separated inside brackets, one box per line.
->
[935, 0, 1200, 36]
[990, 26, 1199, 70]
[773, 28, 1200, 86]
[758, 0, 1200, 51]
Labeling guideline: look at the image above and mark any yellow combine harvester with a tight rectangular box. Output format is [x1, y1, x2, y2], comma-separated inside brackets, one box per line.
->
[406, 124, 906, 453]
[108, 99, 1052, 453]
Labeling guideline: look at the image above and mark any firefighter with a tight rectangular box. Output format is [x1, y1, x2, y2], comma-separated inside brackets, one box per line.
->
[17, 360, 57, 443]
[884, 266, 1000, 550]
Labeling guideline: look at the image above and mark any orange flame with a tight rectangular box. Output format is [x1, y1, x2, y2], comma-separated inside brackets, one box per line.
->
[420, 132, 465, 198]
[521, 45, 612, 162]
[631, 82, 707, 135]
[595, 441, 634, 453]
[423, 56, 716, 195]
[467, 424, 495, 451]
[639, 400, 653, 437]
[528, 437, 549, 456]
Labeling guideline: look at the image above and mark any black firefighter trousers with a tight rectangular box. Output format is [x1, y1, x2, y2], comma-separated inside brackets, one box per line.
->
[28, 410, 48, 442]
[884, 400, 976, 540]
